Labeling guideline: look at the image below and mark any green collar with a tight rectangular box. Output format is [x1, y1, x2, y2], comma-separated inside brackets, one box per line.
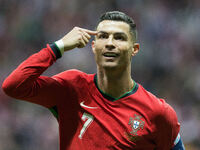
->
[94, 74, 138, 101]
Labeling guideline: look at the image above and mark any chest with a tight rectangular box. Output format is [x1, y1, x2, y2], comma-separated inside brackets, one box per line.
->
[68, 93, 156, 149]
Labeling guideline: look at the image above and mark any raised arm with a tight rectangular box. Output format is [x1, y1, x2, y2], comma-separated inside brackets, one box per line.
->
[2, 27, 97, 108]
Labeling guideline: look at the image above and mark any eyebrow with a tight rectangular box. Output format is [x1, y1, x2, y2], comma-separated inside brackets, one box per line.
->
[97, 31, 108, 35]
[97, 31, 128, 37]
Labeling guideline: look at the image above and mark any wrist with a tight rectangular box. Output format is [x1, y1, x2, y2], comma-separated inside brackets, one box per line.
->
[55, 39, 64, 55]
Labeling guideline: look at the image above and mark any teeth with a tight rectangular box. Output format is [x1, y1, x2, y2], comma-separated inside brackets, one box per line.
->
[104, 53, 117, 57]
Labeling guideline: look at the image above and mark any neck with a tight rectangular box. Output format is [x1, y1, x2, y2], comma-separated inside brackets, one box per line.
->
[97, 65, 134, 99]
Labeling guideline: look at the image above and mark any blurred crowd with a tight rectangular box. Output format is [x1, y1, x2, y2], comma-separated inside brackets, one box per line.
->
[0, 0, 200, 149]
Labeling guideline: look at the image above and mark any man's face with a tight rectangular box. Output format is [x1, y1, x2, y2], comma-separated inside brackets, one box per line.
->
[92, 20, 139, 70]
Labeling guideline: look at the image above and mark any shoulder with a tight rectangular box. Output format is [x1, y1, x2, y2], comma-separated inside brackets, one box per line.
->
[136, 84, 167, 108]
[52, 69, 93, 86]
[137, 83, 179, 127]
[53, 69, 87, 79]
[137, 84, 180, 148]
[137, 84, 171, 110]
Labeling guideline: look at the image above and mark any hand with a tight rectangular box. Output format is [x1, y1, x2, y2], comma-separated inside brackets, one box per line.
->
[61, 27, 97, 51]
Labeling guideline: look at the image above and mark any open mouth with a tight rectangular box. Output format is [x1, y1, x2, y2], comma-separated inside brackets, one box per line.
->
[103, 53, 119, 57]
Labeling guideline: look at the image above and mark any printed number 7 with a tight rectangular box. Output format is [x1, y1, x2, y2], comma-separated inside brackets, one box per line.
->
[78, 112, 94, 139]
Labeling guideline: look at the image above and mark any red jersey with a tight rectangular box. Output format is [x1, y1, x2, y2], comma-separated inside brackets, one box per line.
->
[2, 45, 180, 150]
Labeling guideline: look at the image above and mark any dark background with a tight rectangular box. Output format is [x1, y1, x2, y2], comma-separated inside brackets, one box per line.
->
[0, 0, 200, 149]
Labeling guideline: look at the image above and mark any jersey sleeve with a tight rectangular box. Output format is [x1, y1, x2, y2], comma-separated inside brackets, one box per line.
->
[155, 99, 180, 150]
[2, 44, 68, 108]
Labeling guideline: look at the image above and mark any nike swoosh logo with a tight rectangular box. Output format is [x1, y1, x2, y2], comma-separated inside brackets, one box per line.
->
[80, 101, 98, 109]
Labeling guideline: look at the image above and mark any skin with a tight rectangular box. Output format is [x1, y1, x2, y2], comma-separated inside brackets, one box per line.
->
[61, 20, 140, 98]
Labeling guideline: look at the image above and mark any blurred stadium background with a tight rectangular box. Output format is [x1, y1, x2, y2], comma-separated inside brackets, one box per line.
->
[0, 0, 200, 149]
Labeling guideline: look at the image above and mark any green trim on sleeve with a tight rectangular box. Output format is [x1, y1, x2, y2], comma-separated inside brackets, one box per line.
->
[55, 39, 64, 55]
[49, 106, 59, 120]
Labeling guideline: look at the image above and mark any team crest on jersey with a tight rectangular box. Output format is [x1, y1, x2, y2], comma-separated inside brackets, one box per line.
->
[125, 114, 145, 142]
[129, 114, 145, 135]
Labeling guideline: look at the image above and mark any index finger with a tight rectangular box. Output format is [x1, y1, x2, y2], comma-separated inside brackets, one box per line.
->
[82, 29, 98, 35]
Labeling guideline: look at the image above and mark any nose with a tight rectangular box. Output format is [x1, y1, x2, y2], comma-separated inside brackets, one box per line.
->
[105, 37, 115, 50]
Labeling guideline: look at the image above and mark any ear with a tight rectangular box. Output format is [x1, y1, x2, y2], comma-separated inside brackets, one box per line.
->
[91, 40, 96, 54]
[132, 43, 140, 56]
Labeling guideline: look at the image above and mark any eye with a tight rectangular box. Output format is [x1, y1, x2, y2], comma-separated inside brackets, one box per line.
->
[98, 34, 108, 39]
[115, 35, 126, 41]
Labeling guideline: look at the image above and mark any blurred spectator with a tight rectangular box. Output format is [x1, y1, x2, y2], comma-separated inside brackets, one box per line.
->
[0, 0, 200, 149]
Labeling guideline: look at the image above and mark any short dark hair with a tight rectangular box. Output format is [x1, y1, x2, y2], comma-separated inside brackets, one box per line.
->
[98, 11, 137, 42]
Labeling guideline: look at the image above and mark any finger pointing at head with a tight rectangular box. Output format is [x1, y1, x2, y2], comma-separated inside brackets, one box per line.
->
[82, 29, 98, 35]
[80, 30, 91, 39]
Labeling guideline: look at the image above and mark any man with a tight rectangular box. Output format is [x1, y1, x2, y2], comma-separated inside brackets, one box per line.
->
[2, 11, 185, 149]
